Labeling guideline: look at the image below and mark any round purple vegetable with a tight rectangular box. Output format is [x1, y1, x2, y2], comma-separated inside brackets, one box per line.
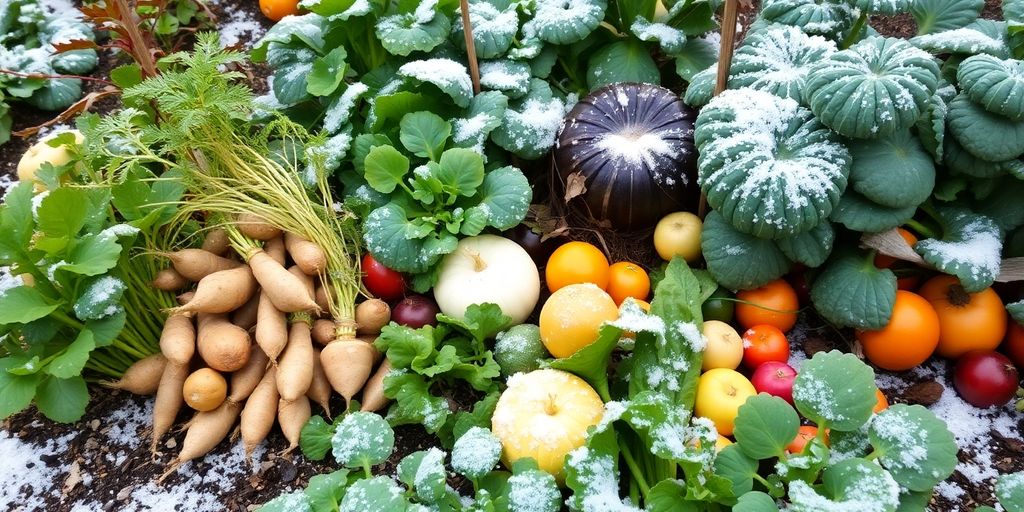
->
[393, 295, 440, 329]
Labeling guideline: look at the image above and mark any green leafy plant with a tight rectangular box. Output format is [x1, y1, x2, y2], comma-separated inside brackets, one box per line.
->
[354, 111, 532, 288]
[263, 410, 563, 511]
[0, 0, 98, 144]
[0, 130, 180, 423]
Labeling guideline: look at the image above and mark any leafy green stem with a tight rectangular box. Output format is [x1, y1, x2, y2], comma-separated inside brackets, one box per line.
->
[841, 12, 869, 49]
[904, 218, 939, 240]
[619, 440, 651, 499]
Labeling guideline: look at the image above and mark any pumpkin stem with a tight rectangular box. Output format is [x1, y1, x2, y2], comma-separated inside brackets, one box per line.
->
[466, 249, 487, 272]
[544, 394, 559, 415]
[946, 283, 971, 307]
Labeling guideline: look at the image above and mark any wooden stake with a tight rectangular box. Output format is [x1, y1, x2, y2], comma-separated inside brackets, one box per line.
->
[460, 0, 481, 95]
[699, 0, 741, 218]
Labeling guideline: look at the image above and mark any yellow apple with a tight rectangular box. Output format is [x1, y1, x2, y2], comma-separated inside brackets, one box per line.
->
[653, 212, 703, 262]
[17, 130, 84, 192]
[701, 320, 744, 370]
[491, 369, 604, 480]
[695, 368, 756, 436]
[715, 435, 733, 452]
[539, 283, 619, 359]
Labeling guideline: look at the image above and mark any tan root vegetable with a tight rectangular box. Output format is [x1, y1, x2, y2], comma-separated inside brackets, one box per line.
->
[237, 212, 282, 241]
[243, 249, 318, 313]
[314, 286, 330, 315]
[264, 236, 286, 265]
[311, 319, 335, 346]
[171, 265, 257, 314]
[360, 360, 392, 412]
[161, 249, 240, 281]
[183, 368, 228, 412]
[201, 227, 230, 255]
[229, 348, 269, 403]
[176, 291, 195, 305]
[151, 362, 190, 452]
[160, 401, 242, 481]
[287, 265, 316, 299]
[240, 366, 278, 456]
[277, 316, 314, 402]
[152, 268, 188, 291]
[278, 396, 311, 454]
[256, 293, 288, 364]
[159, 313, 196, 367]
[285, 232, 326, 276]
[359, 335, 384, 365]
[197, 313, 251, 372]
[355, 299, 390, 335]
[307, 348, 332, 417]
[320, 340, 378, 407]
[231, 292, 261, 331]
[102, 353, 167, 395]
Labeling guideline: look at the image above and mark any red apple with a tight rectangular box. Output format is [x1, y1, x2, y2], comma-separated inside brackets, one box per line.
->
[751, 361, 797, 405]
[953, 351, 1020, 408]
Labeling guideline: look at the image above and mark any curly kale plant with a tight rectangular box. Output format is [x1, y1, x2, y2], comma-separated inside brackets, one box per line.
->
[0, 0, 98, 144]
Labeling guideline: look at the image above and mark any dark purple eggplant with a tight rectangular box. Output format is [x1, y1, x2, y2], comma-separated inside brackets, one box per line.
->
[554, 82, 698, 230]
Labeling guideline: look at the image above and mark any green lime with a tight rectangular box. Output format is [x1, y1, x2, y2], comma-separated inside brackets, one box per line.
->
[494, 324, 547, 377]
[702, 287, 735, 323]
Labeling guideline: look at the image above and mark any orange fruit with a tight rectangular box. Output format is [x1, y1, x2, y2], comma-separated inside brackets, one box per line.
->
[260, 0, 299, 21]
[606, 262, 650, 305]
[735, 279, 799, 332]
[545, 241, 610, 292]
[857, 291, 940, 371]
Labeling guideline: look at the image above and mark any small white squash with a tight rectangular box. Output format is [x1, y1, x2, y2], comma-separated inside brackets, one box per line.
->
[491, 369, 604, 481]
[16, 130, 84, 191]
[433, 234, 540, 325]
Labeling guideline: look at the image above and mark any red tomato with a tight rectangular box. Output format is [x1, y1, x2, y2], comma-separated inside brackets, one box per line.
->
[1003, 322, 1024, 369]
[362, 253, 406, 301]
[741, 325, 790, 370]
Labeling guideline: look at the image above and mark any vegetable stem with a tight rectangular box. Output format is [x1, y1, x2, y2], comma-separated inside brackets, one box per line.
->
[904, 218, 939, 240]
[841, 12, 869, 49]
[619, 440, 651, 499]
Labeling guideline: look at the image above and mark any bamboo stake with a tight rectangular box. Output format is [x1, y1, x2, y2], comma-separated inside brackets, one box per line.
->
[699, 0, 741, 218]
[460, 0, 481, 94]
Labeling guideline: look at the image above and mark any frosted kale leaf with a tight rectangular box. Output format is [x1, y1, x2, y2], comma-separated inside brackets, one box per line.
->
[910, 19, 1011, 57]
[869, 404, 957, 492]
[632, 17, 687, 54]
[451, 427, 502, 481]
[792, 350, 877, 431]
[947, 93, 1024, 162]
[914, 207, 1003, 292]
[478, 60, 531, 98]
[398, 58, 474, 108]
[830, 190, 918, 232]
[850, 0, 909, 15]
[453, 0, 519, 59]
[452, 91, 508, 153]
[695, 88, 851, 239]
[916, 93, 948, 163]
[910, 0, 983, 35]
[683, 64, 716, 108]
[804, 37, 940, 139]
[522, 0, 607, 45]
[729, 25, 836, 103]
[376, 0, 451, 57]
[759, 0, 856, 38]
[1009, 301, 1024, 325]
[491, 79, 571, 159]
[847, 130, 936, 209]
[957, 54, 1024, 121]
[788, 459, 901, 512]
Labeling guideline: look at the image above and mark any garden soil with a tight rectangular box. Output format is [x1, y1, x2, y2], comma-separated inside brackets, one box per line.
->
[1, 0, 1022, 510]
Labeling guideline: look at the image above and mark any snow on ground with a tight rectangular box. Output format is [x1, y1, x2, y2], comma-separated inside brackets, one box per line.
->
[208, 0, 267, 48]
[0, 398, 268, 511]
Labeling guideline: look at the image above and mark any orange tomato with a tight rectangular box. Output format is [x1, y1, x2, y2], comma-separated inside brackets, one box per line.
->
[606, 262, 650, 305]
[873, 389, 889, 414]
[786, 426, 828, 454]
[874, 228, 918, 268]
[735, 279, 799, 332]
[857, 290, 940, 371]
[545, 241, 610, 292]
[919, 275, 1007, 359]
[740, 324, 790, 370]
[260, 0, 299, 20]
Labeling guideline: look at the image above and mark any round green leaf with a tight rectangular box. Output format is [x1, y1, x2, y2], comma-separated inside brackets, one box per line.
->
[811, 250, 897, 329]
[943, 134, 1008, 178]
[714, 445, 758, 497]
[701, 211, 792, 291]
[451, 426, 502, 481]
[957, 54, 1024, 121]
[847, 131, 936, 209]
[792, 350, 877, 431]
[683, 64, 716, 108]
[586, 40, 661, 90]
[910, 0, 983, 35]
[477, 166, 532, 230]
[523, 0, 607, 45]
[774, 220, 835, 267]
[376, 8, 451, 57]
[27, 78, 82, 111]
[948, 93, 1024, 162]
[364, 145, 410, 194]
[507, 468, 561, 512]
[996, 472, 1024, 512]
[734, 491, 780, 512]
[35, 375, 89, 423]
[437, 148, 485, 197]
[851, 0, 909, 14]
[916, 92, 947, 163]
[339, 476, 407, 510]
[733, 394, 800, 460]
[789, 459, 901, 512]
[869, 404, 957, 492]
[914, 206, 1002, 292]
[695, 88, 851, 239]
[830, 190, 918, 233]
[453, 1, 518, 59]
[397, 448, 447, 502]
[398, 58, 473, 108]
[400, 112, 451, 161]
[805, 37, 940, 139]
[759, 0, 856, 38]
[675, 37, 720, 82]
[479, 60, 531, 98]
[729, 25, 836, 103]
[331, 412, 395, 468]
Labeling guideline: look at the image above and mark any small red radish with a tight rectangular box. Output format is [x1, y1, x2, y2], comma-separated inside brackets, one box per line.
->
[751, 361, 797, 405]
[953, 350, 1019, 408]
